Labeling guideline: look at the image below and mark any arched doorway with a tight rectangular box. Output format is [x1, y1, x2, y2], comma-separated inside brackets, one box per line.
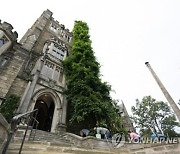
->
[34, 94, 55, 132]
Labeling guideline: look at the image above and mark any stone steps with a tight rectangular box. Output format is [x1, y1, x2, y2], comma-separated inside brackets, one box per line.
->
[14, 129, 72, 146]
[6, 141, 117, 154]
[3, 129, 129, 154]
[6, 129, 179, 154]
[11, 129, 130, 153]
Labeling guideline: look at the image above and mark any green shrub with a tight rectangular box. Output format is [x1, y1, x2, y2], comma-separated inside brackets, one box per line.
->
[0, 94, 20, 123]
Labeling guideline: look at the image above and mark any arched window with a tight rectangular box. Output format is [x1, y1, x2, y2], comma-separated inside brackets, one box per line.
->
[0, 35, 8, 48]
[43, 41, 66, 61]
[41, 60, 63, 83]
[0, 39, 4, 48]
[0, 56, 9, 68]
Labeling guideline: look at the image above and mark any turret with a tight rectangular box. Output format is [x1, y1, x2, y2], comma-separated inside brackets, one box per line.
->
[0, 21, 18, 55]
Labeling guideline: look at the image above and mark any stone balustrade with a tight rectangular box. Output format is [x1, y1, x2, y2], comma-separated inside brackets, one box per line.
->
[0, 113, 9, 149]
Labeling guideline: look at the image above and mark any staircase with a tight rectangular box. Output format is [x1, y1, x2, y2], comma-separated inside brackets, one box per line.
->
[28, 129, 72, 146]
[2, 110, 179, 153]
[3, 130, 180, 154]
[3, 129, 180, 154]
[5, 129, 123, 154]
[6, 141, 118, 154]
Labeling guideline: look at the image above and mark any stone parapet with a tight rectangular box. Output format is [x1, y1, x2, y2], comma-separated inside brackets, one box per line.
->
[0, 21, 18, 41]
[0, 113, 9, 149]
[125, 142, 180, 154]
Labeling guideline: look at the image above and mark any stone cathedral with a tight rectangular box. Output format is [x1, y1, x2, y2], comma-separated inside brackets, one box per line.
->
[0, 10, 72, 133]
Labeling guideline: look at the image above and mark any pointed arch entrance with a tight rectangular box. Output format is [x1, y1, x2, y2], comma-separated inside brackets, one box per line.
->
[34, 94, 55, 132]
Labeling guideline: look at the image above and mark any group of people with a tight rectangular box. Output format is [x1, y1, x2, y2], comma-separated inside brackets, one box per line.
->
[80, 126, 110, 140]
[94, 126, 110, 139]
[80, 127, 141, 143]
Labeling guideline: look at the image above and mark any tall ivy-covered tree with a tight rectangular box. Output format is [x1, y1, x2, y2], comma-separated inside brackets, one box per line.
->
[63, 21, 121, 133]
[131, 96, 180, 137]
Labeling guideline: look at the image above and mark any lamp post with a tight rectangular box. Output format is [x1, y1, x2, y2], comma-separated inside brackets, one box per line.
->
[145, 62, 180, 122]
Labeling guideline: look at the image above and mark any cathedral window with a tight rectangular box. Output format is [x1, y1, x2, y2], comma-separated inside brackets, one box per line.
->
[53, 66, 60, 81]
[0, 56, 9, 68]
[50, 44, 65, 60]
[0, 35, 8, 48]
[59, 68, 63, 83]
[0, 39, 4, 47]
[41, 60, 63, 82]
[41, 60, 54, 78]
[67, 36, 70, 42]
[50, 24, 57, 33]
[43, 40, 67, 61]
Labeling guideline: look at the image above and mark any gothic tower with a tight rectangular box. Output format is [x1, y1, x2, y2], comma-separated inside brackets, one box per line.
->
[0, 10, 72, 133]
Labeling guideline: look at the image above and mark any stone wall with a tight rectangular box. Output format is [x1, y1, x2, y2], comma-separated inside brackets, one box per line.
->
[0, 113, 9, 149]
[63, 133, 180, 154]
[63, 132, 113, 149]
[0, 48, 26, 98]
[125, 143, 180, 154]
[8, 77, 28, 97]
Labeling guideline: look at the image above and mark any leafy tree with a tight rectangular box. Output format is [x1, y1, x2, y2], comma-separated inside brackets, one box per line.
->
[0, 94, 20, 123]
[63, 21, 121, 133]
[131, 96, 180, 137]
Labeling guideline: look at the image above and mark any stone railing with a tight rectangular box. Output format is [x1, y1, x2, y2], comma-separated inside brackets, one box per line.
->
[0, 113, 9, 148]
[125, 142, 180, 154]
[62, 133, 180, 154]
[62, 132, 113, 150]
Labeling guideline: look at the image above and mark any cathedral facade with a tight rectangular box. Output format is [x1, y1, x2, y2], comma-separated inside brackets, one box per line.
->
[0, 10, 72, 133]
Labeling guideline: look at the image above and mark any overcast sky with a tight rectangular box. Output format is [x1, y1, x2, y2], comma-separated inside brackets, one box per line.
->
[1, 0, 180, 115]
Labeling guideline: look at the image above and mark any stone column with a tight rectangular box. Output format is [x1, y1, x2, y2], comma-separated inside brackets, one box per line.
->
[145, 62, 180, 122]
[59, 97, 67, 132]
[18, 57, 44, 113]
[16, 81, 31, 113]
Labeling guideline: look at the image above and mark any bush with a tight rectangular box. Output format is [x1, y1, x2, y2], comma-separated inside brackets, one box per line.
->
[0, 94, 20, 123]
